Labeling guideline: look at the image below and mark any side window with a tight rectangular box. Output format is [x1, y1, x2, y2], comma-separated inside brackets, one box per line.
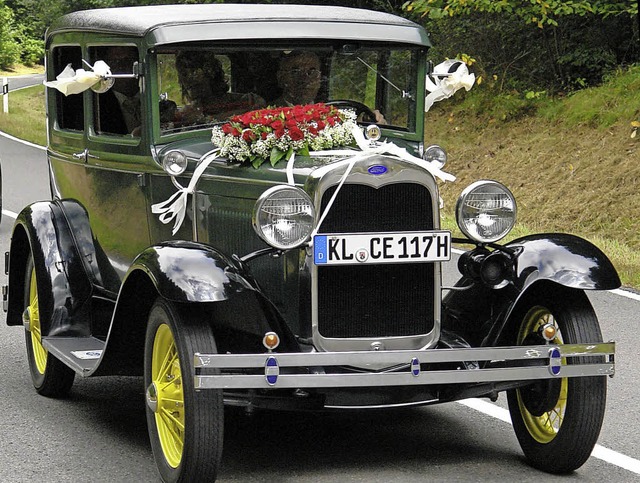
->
[51, 46, 84, 131]
[90, 46, 141, 136]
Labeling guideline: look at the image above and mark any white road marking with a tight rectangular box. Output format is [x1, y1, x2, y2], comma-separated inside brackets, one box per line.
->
[0, 130, 45, 151]
[2, 210, 18, 219]
[458, 398, 640, 474]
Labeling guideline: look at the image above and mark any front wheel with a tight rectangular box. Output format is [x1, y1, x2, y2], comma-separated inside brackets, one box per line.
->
[506, 285, 606, 473]
[144, 298, 223, 483]
[24, 256, 75, 397]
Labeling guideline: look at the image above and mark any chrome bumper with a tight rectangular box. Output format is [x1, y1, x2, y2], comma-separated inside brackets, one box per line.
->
[193, 342, 615, 390]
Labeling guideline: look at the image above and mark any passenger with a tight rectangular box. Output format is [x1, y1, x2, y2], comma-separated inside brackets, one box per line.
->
[174, 51, 263, 125]
[273, 51, 322, 106]
[97, 46, 141, 135]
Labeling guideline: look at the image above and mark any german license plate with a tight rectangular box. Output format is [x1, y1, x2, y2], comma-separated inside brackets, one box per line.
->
[313, 231, 451, 265]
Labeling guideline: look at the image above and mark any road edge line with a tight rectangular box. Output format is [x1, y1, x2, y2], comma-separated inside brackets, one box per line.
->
[458, 398, 640, 474]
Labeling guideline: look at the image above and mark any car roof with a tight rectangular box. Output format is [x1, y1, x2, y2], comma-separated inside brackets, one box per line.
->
[46, 4, 430, 48]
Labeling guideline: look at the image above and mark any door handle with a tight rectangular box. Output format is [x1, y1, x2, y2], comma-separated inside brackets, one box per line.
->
[72, 149, 99, 161]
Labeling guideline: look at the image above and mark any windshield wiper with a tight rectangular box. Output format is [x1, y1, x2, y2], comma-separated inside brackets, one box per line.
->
[356, 57, 414, 101]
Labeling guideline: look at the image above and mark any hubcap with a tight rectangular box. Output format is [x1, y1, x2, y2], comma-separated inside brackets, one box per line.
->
[516, 306, 567, 444]
[146, 382, 159, 413]
[151, 323, 185, 469]
[28, 267, 47, 374]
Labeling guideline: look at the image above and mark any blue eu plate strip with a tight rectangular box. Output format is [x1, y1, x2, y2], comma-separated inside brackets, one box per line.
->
[314, 235, 327, 264]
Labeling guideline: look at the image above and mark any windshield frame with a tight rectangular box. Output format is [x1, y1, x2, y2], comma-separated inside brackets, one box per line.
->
[151, 41, 427, 143]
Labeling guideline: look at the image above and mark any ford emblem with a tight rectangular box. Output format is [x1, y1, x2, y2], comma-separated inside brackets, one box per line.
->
[368, 165, 387, 175]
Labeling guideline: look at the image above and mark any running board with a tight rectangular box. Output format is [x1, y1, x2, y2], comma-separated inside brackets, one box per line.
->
[41, 336, 105, 375]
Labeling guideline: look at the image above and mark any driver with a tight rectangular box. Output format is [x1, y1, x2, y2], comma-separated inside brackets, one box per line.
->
[274, 51, 322, 106]
[274, 51, 385, 124]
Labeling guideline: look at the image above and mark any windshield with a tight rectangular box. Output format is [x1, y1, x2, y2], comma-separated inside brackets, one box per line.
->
[157, 43, 420, 136]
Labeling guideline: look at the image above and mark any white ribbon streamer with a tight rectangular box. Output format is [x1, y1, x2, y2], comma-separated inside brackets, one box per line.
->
[286, 126, 456, 238]
[425, 60, 475, 112]
[151, 149, 219, 235]
[156, 125, 455, 236]
[44, 60, 112, 96]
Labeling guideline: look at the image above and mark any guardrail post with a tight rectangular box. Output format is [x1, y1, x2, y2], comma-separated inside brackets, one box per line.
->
[2, 77, 8, 114]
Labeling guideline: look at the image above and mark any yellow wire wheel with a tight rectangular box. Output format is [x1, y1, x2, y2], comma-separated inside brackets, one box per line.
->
[144, 298, 224, 482]
[506, 285, 607, 474]
[515, 306, 567, 444]
[151, 323, 185, 468]
[28, 266, 48, 374]
[23, 255, 75, 397]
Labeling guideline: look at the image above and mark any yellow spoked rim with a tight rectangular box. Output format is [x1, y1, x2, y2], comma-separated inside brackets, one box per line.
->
[29, 267, 47, 374]
[516, 307, 568, 444]
[152, 323, 185, 468]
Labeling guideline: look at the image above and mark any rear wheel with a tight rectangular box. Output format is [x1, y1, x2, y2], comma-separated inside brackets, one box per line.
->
[507, 285, 606, 473]
[24, 256, 75, 397]
[144, 298, 223, 483]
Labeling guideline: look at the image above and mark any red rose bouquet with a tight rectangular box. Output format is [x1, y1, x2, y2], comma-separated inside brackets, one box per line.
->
[211, 103, 357, 168]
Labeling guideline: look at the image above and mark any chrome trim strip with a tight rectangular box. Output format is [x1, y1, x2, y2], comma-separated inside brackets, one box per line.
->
[193, 342, 615, 390]
[195, 364, 614, 390]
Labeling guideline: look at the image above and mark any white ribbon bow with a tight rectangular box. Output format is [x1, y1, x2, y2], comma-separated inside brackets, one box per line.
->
[151, 149, 219, 235]
[44, 60, 111, 96]
[425, 60, 475, 112]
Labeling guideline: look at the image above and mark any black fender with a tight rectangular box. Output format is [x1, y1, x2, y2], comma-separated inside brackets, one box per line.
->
[443, 233, 620, 347]
[6, 201, 93, 336]
[93, 241, 299, 376]
[508, 233, 620, 290]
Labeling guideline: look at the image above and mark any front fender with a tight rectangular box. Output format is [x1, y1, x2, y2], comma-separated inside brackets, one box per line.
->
[127, 241, 257, 302]
[93, 242, 298, 376]
[508, 233, 620, 291]
[443, 233, 620, 346]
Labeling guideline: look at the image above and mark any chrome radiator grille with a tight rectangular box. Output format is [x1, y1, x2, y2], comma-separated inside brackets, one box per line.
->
[316, 183, 436, 338]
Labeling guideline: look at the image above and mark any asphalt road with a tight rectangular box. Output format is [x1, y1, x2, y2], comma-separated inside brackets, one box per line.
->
[0, 131, 639, 482]
[1, 73, 45, 92]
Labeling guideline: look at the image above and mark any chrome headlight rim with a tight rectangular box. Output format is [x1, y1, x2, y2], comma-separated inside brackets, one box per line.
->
[252, 185, 316, 250]
[161, 150, 188, 176]
[423, 144, 447, 168]
[456, 180, 517, 244]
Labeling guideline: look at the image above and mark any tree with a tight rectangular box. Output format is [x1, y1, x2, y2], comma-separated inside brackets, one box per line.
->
[0, 0, 21, 69]
[403, 0, 639, 91]
[404, 0, 638, 28]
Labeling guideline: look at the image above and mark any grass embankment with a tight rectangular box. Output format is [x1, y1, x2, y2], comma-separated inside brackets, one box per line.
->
[0, 85, 46, 146]
[0, 66, 639, 287]
[434, 65, 640, 288]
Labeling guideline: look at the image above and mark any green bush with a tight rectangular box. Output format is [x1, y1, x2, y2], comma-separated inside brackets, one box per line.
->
[425, 12, 639, 93]
[0, 2, 20, 69]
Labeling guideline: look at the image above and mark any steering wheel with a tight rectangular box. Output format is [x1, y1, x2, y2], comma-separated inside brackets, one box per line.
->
[326, 100, 378, 123]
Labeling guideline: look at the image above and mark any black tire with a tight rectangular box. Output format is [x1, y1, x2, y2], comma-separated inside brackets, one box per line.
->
[24, 256, 75, 397]
[144, 298, 224, 483]
[506, 285, 606, 473]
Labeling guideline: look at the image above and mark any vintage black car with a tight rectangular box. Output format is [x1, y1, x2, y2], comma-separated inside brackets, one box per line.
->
[4, 4, 619, 482]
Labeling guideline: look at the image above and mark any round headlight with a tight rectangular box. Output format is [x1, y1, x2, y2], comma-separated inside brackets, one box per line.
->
[423, 145, 447, 168]
[162, 150, 188, 176]
[456, 180, 517, 243]
[253, 186, 316, 250]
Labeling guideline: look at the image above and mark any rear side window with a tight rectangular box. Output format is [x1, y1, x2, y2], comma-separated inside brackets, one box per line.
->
[90, 46, 141, 137]
[50, 46, 84, 131]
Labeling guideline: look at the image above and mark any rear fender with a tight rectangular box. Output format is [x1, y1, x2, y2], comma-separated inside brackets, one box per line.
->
[443, 233, 620, 346]
[6, 202, 92, 336]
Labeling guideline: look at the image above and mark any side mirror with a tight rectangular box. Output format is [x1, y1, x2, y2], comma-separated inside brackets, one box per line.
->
[426, 60, 434, 76]
[90, 60, 141, 94]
